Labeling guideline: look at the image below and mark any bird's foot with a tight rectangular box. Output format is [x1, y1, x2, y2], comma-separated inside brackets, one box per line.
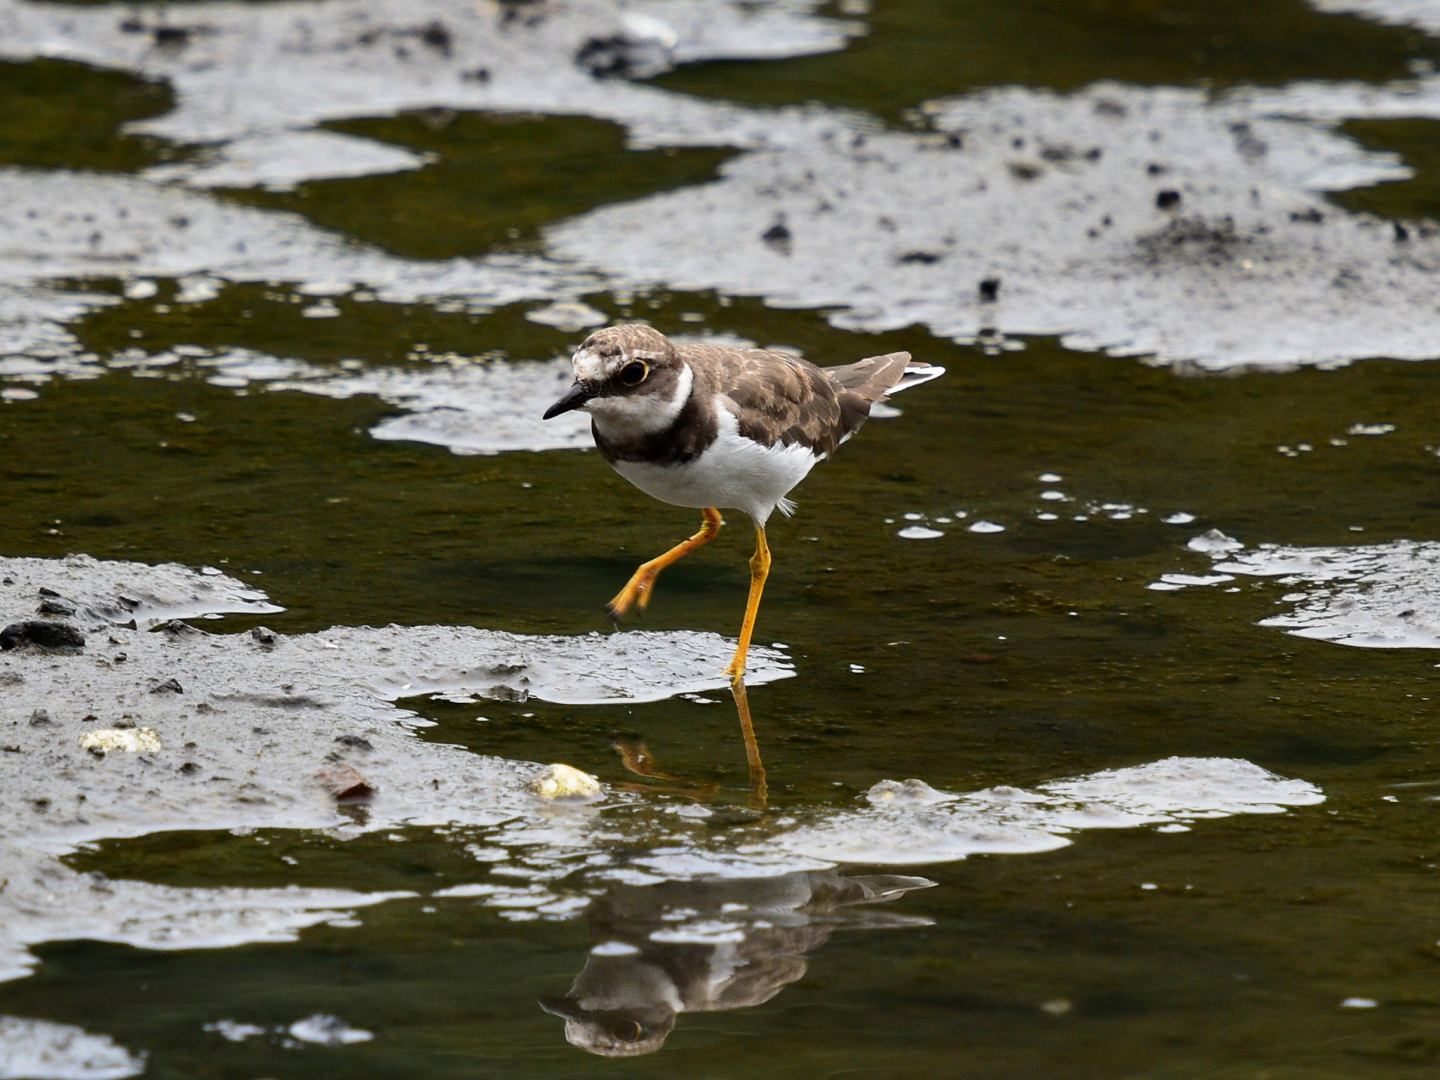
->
[604, 574, 656, 624]
[723, 653, 747, 684]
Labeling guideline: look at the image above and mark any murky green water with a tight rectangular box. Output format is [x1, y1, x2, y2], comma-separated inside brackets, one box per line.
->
[6, 1, 1440, 1076]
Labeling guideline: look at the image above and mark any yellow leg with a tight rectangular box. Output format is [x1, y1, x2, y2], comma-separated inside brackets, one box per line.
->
[607, 508, 723, 621]
[731, 678, 767, 810]
[723, 523, 771, 684]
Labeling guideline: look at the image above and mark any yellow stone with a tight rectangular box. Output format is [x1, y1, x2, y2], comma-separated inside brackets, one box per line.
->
[79, 728, 162, 754]
[527, 763, 601, 800]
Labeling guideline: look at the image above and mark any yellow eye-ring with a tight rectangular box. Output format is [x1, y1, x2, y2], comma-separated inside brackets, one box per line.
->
[619, 360, 649, 386]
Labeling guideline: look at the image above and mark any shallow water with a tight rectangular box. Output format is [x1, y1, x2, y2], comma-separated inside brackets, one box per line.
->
[5, 1, 1440, 1077]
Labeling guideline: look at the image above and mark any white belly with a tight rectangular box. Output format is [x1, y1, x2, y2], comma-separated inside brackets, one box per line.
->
[610, 412, 820, 524]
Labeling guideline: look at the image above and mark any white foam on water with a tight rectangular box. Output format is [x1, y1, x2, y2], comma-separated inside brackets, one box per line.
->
[1158, 531, 1440, 648]
[773, 758, 1322, 865]
[0, 1017, 145, 1080]
[287, 1015, 373, 1046]
[87, 346, 593, 455]
[1307, 0, 1440, 35]
[278, 355, 593, 454]
[202, 1021, 266, 1043]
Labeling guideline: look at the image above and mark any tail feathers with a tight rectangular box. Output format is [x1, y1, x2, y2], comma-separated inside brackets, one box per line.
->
[887, 362, 945, 395]
[823, 351, 910, 400]
[824, 351, 944, 400]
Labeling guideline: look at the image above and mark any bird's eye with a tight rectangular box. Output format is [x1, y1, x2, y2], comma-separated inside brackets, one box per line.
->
[618, 361, 649, 386]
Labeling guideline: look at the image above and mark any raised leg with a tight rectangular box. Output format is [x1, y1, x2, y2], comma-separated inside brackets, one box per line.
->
[723, 522, 771, 684]
[731, 678, 767, 810]
[607, 507, 723, 621]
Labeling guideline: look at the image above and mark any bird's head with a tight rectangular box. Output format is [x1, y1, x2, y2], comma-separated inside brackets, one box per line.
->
[542, 325, 688, 429]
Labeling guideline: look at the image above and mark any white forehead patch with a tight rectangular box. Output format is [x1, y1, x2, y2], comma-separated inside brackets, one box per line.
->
[571, 347, 607, 382]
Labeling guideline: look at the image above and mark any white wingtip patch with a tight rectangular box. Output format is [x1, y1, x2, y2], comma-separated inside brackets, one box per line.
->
[888, 363, 946, 395]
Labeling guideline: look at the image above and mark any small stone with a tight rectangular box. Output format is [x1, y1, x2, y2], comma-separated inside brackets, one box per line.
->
[528, 763, 602, 800]
[1156, 189, 1181, 209]
[179, 762, 200, 775]
[315, 762, 375, 801]
[978, 277, 1001, 302]
[150, 678, 184, 694]
[250, 626, 278, 646]
[334, 735, 373, 751]
[761, 222, 792, 250]
[79, 728, 162, 754]
[37, 599, 75, 617]
[28, 709, 53, 727]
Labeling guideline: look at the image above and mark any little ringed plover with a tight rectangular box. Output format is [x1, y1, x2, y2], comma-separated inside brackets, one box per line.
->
[543, 324, 943, 683]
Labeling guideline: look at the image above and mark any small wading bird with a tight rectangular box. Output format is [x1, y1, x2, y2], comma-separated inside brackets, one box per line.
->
[543, 325, 943, 683]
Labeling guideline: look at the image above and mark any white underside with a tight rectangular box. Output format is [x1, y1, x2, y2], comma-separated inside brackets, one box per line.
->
[610, 403, 819, 524]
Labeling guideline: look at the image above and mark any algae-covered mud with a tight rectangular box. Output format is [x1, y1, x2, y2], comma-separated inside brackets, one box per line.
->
[5, 0, 1440, 1077]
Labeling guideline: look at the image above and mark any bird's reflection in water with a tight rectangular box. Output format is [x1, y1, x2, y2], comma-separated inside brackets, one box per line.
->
[539, 870, 935, 1056]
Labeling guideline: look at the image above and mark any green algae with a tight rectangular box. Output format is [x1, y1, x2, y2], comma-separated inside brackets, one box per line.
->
[219, 112, 737, 260]
[0, 58, 179, 173]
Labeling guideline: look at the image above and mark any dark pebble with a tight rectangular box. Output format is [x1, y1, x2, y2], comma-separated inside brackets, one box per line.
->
[0, 621, 85, 651]
[150, 678, 184, 694]
[1289, 207, 1324, 223]
[37, 599, 75, 616]
[1156, 190, 1182, 210]
[180, 762, 200, 775]
[152, 25, 192, 46]
[335, 735, 374, 751]
[421, 20, 451, 54]
[38, 587, 61, 597]
[761, 222, 792, 246]
[251, 626, 278, 646]
[1394, 222, 1411, 242]
[28, 709, 53, 727]
[978, 278, 1001, 302]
